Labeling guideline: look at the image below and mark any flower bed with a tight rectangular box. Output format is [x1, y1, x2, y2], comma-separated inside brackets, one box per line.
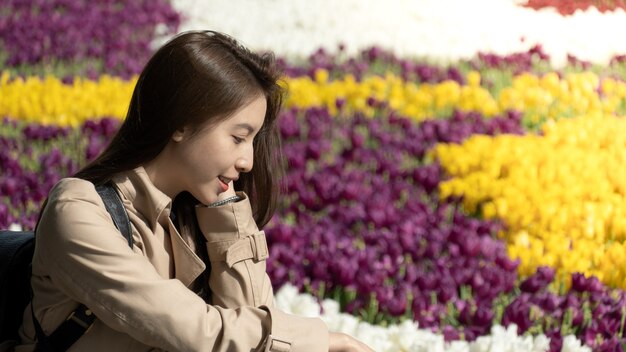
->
[274, 283, 593, 352]
[434, 113, 626, 291]
[4, 64, 626, 128]
[165, 0, 626, 67]
[5, 0, 626, 350]
[4, 64, 625, 349]
[3, 101, 618, 350]
[0, 0, 180, 78]
[267, 106, 521, 339]
[523, 0, 626, 15]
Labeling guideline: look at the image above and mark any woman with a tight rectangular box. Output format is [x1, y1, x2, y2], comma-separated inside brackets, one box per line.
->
[15, 31, 373, 351]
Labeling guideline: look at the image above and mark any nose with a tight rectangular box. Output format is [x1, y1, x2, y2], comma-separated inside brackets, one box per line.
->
[236, 146, 254, 173]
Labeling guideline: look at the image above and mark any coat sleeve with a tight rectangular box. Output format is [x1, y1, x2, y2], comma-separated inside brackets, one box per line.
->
[35, 179, 327, 352]
[195, 191, 274, 308]
[195, 192, 329, 351]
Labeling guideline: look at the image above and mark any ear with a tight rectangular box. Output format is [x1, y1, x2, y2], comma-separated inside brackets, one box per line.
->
[172, 128, 185, 142]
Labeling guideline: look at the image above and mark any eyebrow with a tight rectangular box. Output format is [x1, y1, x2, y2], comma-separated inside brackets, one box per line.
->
[234, 123, 255, 134]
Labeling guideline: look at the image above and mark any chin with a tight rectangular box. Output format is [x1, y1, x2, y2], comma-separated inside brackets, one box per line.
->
[191, 188, 218, 206]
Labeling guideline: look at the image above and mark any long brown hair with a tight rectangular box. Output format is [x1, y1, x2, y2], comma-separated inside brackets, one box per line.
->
[74, 30, 286, 228]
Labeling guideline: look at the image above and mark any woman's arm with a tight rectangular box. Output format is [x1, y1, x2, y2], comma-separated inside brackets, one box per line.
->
[195, 191, 275, 308]
[195, 186, 375, 352]
[35, 179, 327, 351]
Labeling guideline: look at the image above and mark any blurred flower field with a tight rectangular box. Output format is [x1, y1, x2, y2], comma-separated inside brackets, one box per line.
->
[4, 1, 626, 351]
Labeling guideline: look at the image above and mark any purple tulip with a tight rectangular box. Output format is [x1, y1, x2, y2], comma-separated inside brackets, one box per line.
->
[0, 0, 180, 78]
[520, 266, 555, 293]
[571, 272, 604, 293]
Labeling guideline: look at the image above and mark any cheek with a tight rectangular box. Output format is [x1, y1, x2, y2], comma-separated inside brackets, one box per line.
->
[189, 155, 216, 180]
[188, 151, 226, 185]
[179, 137, 232, 180]
[173, 146, 209, 185]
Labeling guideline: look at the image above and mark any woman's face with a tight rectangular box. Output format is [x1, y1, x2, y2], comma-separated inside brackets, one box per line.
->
[172, 95, 266, 205]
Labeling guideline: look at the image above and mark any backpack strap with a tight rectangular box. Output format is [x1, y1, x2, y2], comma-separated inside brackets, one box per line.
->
[95, 182, 133, 247]
[32, 180, 133, 351]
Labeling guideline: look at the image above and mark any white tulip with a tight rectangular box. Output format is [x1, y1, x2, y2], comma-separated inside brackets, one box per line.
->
[561, 335, 592, 352]
[160, 0, 626, 67]
[273, 284, 591, 352]
[8, 223, 22, 231]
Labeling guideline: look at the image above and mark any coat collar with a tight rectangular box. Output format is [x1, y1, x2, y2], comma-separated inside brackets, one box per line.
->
[112, 166, 205, 287]
[112, 166, 172, 233]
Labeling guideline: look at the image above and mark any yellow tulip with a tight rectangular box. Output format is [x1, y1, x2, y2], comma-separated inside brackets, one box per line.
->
[6, 69, 626, 126]
[433, 113, 626, 290]
[0, 72, 136, 126]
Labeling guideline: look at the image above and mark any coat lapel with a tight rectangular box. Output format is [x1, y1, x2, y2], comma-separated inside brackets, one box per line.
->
[167, 217, 205, 288]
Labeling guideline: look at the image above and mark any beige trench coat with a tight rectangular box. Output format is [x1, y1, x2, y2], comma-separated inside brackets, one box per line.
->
[14, 166, 328, 351]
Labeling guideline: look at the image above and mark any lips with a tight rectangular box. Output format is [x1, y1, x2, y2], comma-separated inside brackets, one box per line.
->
[218, 177, 229, 192]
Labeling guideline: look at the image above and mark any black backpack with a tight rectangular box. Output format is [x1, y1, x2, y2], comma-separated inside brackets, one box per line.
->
[0, 230, 34, 342]
[0, 182, 132, 350]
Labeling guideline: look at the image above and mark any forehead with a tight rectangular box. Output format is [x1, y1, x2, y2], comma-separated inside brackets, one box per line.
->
[223, 95, 266, 129]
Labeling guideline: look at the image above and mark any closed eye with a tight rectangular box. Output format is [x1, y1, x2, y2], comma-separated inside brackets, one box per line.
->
[233, 136, 245, 144]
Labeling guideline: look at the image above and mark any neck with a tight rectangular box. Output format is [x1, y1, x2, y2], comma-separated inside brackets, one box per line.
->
[143, 152, 180, 200]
